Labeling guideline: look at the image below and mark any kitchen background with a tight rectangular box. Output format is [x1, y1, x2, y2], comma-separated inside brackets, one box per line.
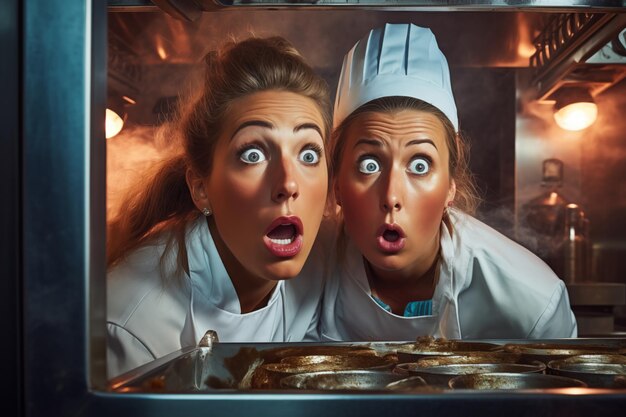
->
[106, 6, 626, 334]
[3, 1, 626, 416]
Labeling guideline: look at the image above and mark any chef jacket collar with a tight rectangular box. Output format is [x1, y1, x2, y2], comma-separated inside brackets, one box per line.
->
[186, 216, 284, 314]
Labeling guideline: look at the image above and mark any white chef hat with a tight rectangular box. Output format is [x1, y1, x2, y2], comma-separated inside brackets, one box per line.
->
[333, 23, 458, 132]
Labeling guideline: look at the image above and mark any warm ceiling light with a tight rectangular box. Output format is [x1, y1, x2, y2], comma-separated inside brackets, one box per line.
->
[106, 94, 135, 139]
[105, 108, 124, 139]
[554, 102, 598, 131]
[553, 87, 598, 131]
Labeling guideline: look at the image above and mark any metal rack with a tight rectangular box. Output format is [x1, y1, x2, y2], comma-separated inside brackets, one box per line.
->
[528, 12, 626, 100]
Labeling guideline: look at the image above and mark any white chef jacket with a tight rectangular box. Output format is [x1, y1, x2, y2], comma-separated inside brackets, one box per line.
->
[107, 216, 326, 378]
[320, 209, 577, 341]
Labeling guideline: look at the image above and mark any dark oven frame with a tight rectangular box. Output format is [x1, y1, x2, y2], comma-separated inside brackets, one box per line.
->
[2, 1, 626, 416]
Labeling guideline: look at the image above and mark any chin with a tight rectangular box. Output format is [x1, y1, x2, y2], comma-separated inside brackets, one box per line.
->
[263, 259, 305, 281]
[368, 253, 407, 272]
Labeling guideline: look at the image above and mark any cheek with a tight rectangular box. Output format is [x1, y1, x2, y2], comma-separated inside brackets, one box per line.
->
[209, 170, 265, 239]
[209, 146, 263, 206]
[214, 174, 259, 206]
[302, 166, 328, 201]
[405, 178, 449, 226]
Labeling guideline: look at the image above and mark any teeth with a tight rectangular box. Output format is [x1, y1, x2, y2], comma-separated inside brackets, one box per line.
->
[270, 237, 295, 245]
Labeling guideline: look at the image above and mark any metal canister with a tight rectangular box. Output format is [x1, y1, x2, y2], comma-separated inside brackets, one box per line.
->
[563, 203, 589, 283]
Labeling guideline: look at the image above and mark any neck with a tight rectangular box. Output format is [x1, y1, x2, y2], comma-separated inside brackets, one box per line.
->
[366, 237, 441, 315]
[207, 218, 277, 314]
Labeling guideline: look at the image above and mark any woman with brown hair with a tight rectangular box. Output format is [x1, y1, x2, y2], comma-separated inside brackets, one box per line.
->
[320, 24, 577, 341]
[106, 36, 332, 378]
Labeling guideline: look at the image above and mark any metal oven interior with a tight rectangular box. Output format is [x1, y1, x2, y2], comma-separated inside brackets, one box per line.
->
[3, 1, 626, 416]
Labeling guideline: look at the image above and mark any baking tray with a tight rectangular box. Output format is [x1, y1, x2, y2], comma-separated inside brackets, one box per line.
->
[108, 334, 626, 394]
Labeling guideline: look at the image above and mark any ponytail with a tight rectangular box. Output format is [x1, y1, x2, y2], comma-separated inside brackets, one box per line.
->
[107, 155, 197, 274]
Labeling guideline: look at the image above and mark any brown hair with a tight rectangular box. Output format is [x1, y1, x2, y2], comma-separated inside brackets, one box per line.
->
[107, 36, 332, 276]
[331, 96, 480, 214]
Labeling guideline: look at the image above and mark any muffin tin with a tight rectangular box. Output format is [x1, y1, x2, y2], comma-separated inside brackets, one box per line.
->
[279, 370, 428, 391]
[547, 354, 626, 388]
[109, 337, 626, 393]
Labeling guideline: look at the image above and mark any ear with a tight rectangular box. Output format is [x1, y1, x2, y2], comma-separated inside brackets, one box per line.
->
[447, 179, 457, 206]
[185, 168, 211, 211]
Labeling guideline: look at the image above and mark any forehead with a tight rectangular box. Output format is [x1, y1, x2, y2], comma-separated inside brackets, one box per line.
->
[224, 90, 325, 132]
[344, 109, 449, 150]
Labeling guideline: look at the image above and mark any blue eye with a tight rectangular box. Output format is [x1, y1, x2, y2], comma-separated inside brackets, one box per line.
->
[358, 158, 380, 174]
[408, 157, 430, 175]
[240, 147, 266, 164]
[299, 149, 320, 165]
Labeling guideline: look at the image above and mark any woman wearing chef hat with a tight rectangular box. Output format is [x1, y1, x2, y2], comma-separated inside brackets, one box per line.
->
[320, 23, 577, 341]
[106, 36, 332, 378]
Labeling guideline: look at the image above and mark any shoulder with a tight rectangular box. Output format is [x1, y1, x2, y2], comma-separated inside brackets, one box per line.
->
[449, 210, 519, 251]
[449, 210, 557, 280]
[449, 212, 574, 338]
[107, 236, 189, 327]
[450, 210, 564, 312]
[108, 241, 167, 295]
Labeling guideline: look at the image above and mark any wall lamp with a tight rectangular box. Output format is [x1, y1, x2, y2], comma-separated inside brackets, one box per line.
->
[106, 95, 136, 139]
[553, 87, 598, 132]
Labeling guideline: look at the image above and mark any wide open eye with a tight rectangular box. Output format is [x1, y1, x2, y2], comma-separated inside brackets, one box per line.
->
[299, 148, 321, 165]
[239, 147, 267, 164]
[408, 157, 430, 175]
[358, 157, 380, 174]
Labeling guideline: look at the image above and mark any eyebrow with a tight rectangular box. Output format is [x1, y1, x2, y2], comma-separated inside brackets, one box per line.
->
[353, 138, 383, 149]
[406, 139, 438, 150]
[353, 138, 438, 150]
[230, 120, 273, 140]
[230, 120, 323, 141]
[294, 122, 323, 138]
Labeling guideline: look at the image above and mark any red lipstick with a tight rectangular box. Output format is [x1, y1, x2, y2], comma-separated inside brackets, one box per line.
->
[376, 223, 406, 253]
[263, 216, 303, 258]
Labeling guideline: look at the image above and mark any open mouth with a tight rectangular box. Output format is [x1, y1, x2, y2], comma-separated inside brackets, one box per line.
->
[267, 224, 298, 245]
[263, 216, 303, 258]
[382, 229, 401, 242]
[376, 224, 406, 253]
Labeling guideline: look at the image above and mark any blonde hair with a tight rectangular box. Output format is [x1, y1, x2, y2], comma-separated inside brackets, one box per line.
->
[107, 36, 332, 277]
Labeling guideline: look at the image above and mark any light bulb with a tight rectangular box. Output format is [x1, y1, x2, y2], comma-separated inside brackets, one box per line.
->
[105, 108, 124, 139]
[554, 101, 598, 131]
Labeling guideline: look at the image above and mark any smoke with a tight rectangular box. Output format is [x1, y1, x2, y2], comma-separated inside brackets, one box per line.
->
[477, 199, 564, 261]
[584, 82, 626, 160]
[106, 123, 180, 220]
[580, 82, 626, 239]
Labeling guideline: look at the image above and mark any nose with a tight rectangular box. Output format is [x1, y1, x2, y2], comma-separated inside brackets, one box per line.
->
[380, 167, 402, 212]
[271, 156, 299, 203]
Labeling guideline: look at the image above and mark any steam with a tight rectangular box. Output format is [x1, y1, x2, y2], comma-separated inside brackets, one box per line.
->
[477, 202, 559, 259]
[584, 85, 626, 160]
[106, 123, 179, 221]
